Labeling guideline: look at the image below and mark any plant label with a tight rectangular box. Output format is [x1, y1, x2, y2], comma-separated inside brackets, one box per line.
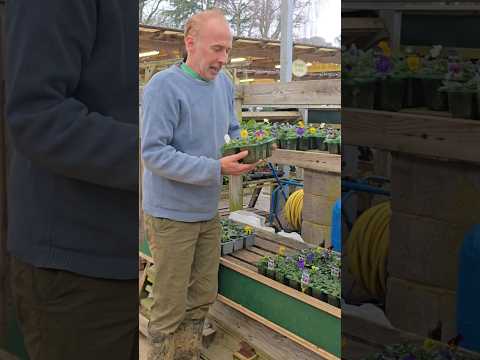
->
[301, 270, 310, 285]
[267, 258, 275, 271]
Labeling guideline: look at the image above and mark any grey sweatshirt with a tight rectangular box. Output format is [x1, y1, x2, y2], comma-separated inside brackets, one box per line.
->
[141, 64, 240, 221]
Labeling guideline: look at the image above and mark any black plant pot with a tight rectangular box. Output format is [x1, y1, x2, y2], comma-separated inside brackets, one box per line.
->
[298, 137, 309, 151]
[448, 91, 476, 119]
[376, 78, 406, 112]
[422, 78, 448, 111]
[351, 80, 376, 109]
[403, 77, 424, 108]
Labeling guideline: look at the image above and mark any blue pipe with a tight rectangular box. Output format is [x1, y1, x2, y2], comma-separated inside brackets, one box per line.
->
[457, 225, 480, 351]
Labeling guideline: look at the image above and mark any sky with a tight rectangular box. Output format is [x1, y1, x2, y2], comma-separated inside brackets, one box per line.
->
[299, 0, 341, 45]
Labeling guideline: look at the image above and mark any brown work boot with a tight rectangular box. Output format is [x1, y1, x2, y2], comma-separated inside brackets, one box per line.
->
[173, 319, 205, 360]
[148, 334, 175, 360]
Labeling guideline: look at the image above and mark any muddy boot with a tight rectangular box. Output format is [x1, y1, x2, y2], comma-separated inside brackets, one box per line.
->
[148, 334, 175, 360]
[173, 319, 205, 360]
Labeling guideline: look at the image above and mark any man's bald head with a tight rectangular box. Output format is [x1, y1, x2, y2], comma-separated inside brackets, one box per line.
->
[184, 9, 229, 40]
[184, 9, 233, 80]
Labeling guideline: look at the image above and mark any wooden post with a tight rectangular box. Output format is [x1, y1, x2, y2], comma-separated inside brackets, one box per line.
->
[0, 0, 8, 346]
[280, 0, 293, 83]
[229, 175, 244, 212]
[229, 79, 244, 212]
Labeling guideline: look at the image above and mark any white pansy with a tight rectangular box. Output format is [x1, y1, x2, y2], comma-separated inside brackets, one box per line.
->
[224, 134, 231, 144]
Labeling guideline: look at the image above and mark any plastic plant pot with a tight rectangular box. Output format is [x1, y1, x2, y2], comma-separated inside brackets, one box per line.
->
[233, 237, 244, 252]
[239, 144, 261, 164]
[351, 79, 376, 109]
[477, 92, 480, 121]
[288, 277, 301, 291]
[448, 91, 476, 119]
[221, 241, 234, 256]
[257, 264, 267, 276]
[376, 77, 406, 112]
[265, 140, 273, 158]
[300, 286, 312, 296]
[222, 147, 238, 157]
[286, 137, 297, 150]
[326, 139, 341, 154]
[327, 295, 341, 308]
[316, 136, 326, 151]
[279, 139, 287, 149]
[342, 81, 354, 107]
[312, 287, 328, 302]
[259, 142, 268, 159]
[298, 136, 309, 151]
[422, 77, 448, 111]
[243, 234, 255, 248]
[265, 268, 275, 279]
[403, 77, 424, 108]
[274, 271, 287, 285]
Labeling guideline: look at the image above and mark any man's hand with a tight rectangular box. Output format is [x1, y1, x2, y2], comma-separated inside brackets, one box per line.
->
[220, 151, 259, 175]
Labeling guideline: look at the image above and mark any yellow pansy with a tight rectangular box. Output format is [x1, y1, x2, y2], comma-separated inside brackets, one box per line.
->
[308, 127, 317, 135]
[407, 55, 420, 72]
[378, 40, 391, 57]
[423, 338, 438, 351]
[244, 226, 253, 235]
[278, 246, 286, 256]
[298, 120, 304, 128]
[240, 129, 249, 139]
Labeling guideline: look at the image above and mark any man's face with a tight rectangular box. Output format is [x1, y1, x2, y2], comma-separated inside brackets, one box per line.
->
[185, 18, 233, 80]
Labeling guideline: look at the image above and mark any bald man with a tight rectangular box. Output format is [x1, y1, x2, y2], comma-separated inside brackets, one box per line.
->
[141, 9, 256, 360]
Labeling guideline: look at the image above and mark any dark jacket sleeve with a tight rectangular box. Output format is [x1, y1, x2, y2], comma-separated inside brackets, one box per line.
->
[5, 0, 138, 191]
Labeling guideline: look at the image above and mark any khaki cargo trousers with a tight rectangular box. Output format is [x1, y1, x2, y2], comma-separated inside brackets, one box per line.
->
[144, 213, 221, 360]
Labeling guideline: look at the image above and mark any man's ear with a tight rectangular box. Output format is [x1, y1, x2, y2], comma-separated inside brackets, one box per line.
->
[185, 35, 194, 53]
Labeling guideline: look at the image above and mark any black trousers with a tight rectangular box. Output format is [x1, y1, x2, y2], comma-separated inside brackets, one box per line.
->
[10, 256, 138, 360]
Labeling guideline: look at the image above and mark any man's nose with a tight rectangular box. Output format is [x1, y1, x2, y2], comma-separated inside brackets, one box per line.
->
[218, 50, 228, 64]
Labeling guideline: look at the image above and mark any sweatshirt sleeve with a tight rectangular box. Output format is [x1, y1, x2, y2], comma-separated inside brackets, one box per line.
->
[5, 0, 138, 192]
[141, 79, 222, 187]
[228, 79, 241, 139]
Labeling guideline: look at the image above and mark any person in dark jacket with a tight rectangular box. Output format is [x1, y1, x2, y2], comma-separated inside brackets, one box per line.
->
[5, 1, 139, 359]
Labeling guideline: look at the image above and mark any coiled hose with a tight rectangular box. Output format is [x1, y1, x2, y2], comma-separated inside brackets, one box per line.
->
[346, 201, 391, 299]
[283, 189, 304, 231]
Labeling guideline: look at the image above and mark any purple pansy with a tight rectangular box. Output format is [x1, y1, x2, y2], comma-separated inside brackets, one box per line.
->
[375, 55, 393, 74]
[297, 258, 305, 270]
[306, 253, 315, 264]
[296, 127, 305, 136]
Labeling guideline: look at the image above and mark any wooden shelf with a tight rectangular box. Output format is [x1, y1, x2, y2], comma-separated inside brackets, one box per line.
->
[343, 108, 480, 164]
[268, 149, 341, 173]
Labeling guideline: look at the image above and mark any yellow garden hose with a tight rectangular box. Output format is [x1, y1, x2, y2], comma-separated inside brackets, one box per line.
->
[346, 201, 391, 299]
[283, 189, 304, 231]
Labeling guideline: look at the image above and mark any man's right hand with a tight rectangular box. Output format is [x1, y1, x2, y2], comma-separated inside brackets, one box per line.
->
[220, 151, 259, 175]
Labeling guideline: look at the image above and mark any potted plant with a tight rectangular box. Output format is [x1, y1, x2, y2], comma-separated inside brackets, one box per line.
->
[296, 121, 309, 151]
[232, 233, 244, 252]
[257, 256, 269, 276]
[273, 256, 289, 285]
[374, 53, 409, 112]
[325, 131, 341, 155]
[285, 128, 298, 150]
[342, 45, 377, 109]
[265, 257, 276, 279]
[403, 52, 425, 108]
[417, 46, 449, 110]
[242, 225, 255, 248]
[221, 234, 234, 256]
[439, 71, 478, 119]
